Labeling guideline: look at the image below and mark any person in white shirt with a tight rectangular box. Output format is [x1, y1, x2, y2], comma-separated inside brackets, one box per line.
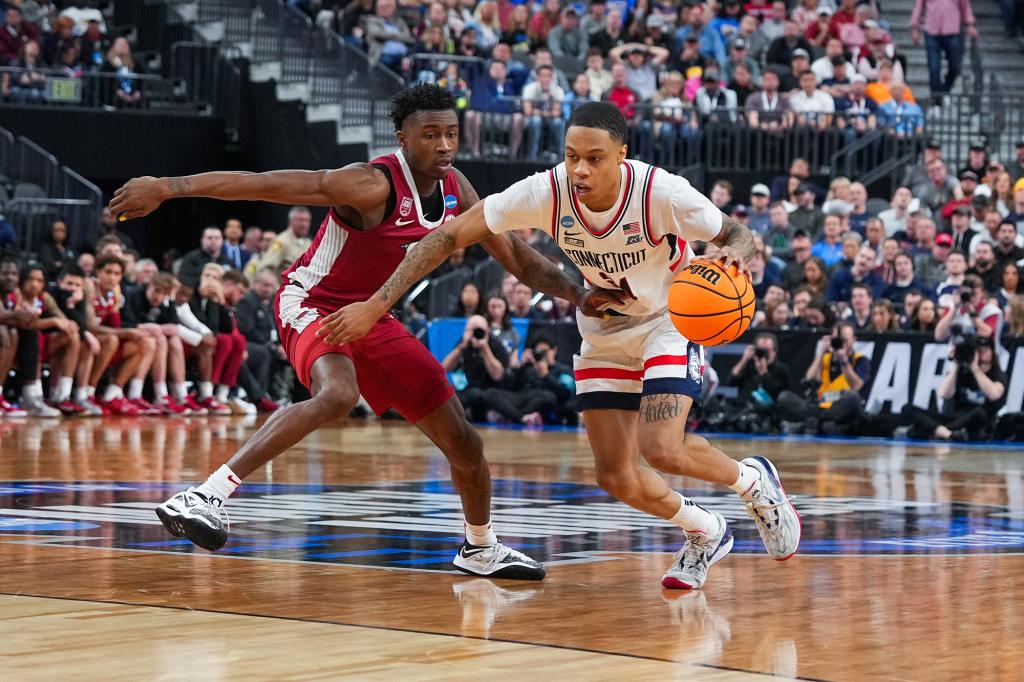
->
[521, 64, 566, 161]
[788, 69, 834, 129]
[877, 186, 913, 236]
[811, 37, 856, 83]
[325, 102, 802, 591]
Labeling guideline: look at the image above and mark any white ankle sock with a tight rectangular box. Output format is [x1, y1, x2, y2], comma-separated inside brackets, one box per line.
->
[465, 521, 498, 546]
[171, 382, 188, 401]
[103, 384, 124, 402]
[199, 381, 213, 400]
[74, 386, 90, 403]
[729, 461, 761, 498]
[23, 380, 43, 401]
[215, 384, 230, 402]
[153, 382, 169, 402]
[668, 493, 720, 536]
[54, 377, 74, 402]
[86, 385, 96, 398]
[127, 378, 145, 400]
[194, 464, 242, 502]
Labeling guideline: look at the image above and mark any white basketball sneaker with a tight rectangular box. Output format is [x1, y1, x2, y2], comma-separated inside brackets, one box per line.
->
[453, 542, 546, 580]
[662, 512, 733, 590]
[741, 456, 801, 560]
[155, 488, 230, 551]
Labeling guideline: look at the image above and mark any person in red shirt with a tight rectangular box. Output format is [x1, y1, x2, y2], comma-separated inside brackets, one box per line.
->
[602, 62, 651, 158]
[0, 7, 40, 64]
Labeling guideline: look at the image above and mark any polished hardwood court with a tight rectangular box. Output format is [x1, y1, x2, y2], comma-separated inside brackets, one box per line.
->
[0, 416, 1022, 681]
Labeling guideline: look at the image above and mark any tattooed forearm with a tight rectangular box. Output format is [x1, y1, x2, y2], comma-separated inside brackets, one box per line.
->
[641, 394, 684, 423]
[165, 177, 193, 197]
[712, 215, 755, 260]
[373, 230, 456, 308]
[507, 236, 586, 304]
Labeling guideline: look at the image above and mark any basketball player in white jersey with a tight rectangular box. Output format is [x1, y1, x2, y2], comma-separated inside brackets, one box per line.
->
[321, 103, 801, 589]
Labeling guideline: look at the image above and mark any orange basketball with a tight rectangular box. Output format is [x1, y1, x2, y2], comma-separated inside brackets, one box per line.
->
[669, 260, 755, 346]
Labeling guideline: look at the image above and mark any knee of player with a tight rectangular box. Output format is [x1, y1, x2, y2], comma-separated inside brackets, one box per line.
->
[201, 334, 217, 349]
[313, 386, 358, 417]
[595, 467, 639, 500]
[168, 336, 184, 351]
[102, 334, 120, 352]
[439, 419, 484, 463]
[142, 335, 157, 352]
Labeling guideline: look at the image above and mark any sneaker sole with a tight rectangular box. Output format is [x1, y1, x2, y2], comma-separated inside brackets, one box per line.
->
[749, 455, 802, 561]
[452, 557, 547, 581]
[155, 505, 227, 551]
[661, 530, 734, 590]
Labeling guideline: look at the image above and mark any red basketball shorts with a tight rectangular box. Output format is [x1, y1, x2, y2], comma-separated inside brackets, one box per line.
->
[274, 287, 454, 423]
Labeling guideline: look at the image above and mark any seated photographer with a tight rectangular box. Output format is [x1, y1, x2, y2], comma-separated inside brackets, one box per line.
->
[934, 274, 1005, 363]
[717, 332, 792, 431]
[496, 335, 569, 426]
[778, 321, 871, 435]
[443, 315, 510, 421]
[900, 336, 1005, 441]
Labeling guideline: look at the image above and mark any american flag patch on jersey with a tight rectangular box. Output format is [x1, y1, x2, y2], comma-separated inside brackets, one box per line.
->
[623, 221, 641, 235]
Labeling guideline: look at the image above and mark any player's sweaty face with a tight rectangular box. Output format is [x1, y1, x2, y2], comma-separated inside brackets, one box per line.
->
[402, 110, 460, 180]
[564, 125, 626, 210]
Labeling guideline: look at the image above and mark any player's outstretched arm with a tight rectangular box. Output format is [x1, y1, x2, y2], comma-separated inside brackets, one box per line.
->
[109, 164, 389, 221]
[693, 214, 755, 274]
[317, 201, 495, 345]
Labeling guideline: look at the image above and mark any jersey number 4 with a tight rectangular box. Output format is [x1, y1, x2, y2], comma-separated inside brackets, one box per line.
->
[598, 273, 637, 300]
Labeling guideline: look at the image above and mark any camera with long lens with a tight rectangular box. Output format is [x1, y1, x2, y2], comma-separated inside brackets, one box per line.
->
[949, 323, 976, 364]
[830, 336, 844, 350]
[754, 347, 768, 360]
[959, 289, 973, 305]
[472, 327, 487, 340]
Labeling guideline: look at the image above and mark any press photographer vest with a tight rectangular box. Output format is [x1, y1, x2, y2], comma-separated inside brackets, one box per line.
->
[819, 351, 863, 409]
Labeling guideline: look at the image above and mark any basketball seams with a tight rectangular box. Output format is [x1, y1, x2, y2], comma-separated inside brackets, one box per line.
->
[670, 259, 753, 344]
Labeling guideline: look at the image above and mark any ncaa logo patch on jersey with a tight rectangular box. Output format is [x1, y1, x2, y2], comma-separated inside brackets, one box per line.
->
[444, 194, 458, 210]
[399, 197, 413, 217]
[560, 215, 575, 229]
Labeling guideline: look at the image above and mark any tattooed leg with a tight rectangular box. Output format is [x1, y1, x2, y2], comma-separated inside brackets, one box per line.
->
[636, 394, 741, 487]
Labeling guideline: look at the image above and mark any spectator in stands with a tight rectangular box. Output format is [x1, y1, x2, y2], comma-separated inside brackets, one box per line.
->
[445, 314, 510, 419]
[671, 34, 705, 79]
[829, 245, 885, 302]
[0, 257, 36, 415]
[969, 241, 1001, 292]
[781, 231, 814, 288]
[676, 3, 727, 66]
[747, 184, 772, 235]
[41, 15, 73, 65]
[590, 8, 625, 57]
[1007, 141, 1024, 184]
[878, 186, 913, 237]
[364, 0, 415, 72]
[603, 62, 650, 158]
[37, 219, 76, 281]
[820, 58, 853, 98]
[0, 214, 14, 252]
[915, 160, 961, 216]
[484, 292, 521, 363]
[102, 36, 143, 108]
[865, 61, 913, 106]
[999, 264, 1023, 308]
[887, 256, 931, 307]
[911, 0, 978, 106]
[217, 269, 270, 414]
[562, 71, 596, 121]
[901, 336, 1004, 441]
[914, 226, 947, 284]
[936, 273, 1003, 348]
[936, 248, 969, 303]
[903, 139, 943, 190]
[760, 0, 788, 44]
[260, 207, 313, 275]
[728, 60, 757, 104]
[764, 201, 795, 255]
[802, 255, 831, 295]
[727, 332, 792, 425]
[789, 69, 834, 130]
[501, 4, 532, 53]
[650, 70, 698, 165]
[909, 297, 938, 331]
[241, 226, 262, 257]
[219, 218, 250, 271]
[582, 49, 612, 99]
[79, 17, 108, 69]
[766, 21, 813, 68]
[813, 38, 855, 83]
[464, 61, 524, 158]
[610, 43, 669, 103]
[522, 64, 565, 162]
[745, 69, 791, 131]
[833, 74, 878, 143]
[2, 39, 46, 104]
[452, 282, 482, 317]
[232, 267, 284, 411]
[877, 83, 924, 138]
[580, 1, 606, 37]
[548, 6, 588, 61]
[508, 281, 533, 319]
[177, 226, 232, 288]
[467, 1, 500, 52]
[735, 13, 769, 65]
[0, 7, 40, 64]
[641, 13, 672, 52]
[779, 48, 812, 93]
[709, 180, 734, 214]
[1004, 178, 1024, 233]
[805, 7, 835, 51]
[948, 205, 980, 252]
[695, 69, 738, 123]
[994, 220, 1024, 268]
[83, 207, 133, 253]
[812, 214, 846, 268]
[779, 320, 871, 435]
[723, 36, 760, 86]
[244, 229, 278, 279]
[870, 299, 899, 332]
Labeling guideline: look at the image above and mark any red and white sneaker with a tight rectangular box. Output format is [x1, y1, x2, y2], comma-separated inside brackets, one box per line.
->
[87, 397, 112, 416]
[159, 397, 190, 416]
[200, 397, 232, 416]
[104, 397, 141, 416]
[256, 397, 280, 413]
[52, 400, 88, 417]
[183, 395, 208, 415]
[131, 398, 162, 416]
[0, 399, 28, 417]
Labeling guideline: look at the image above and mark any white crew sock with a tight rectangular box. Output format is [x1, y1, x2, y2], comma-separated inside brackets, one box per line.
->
[53, 377, 74, 403]
[194, 464, 242, 503]
[668, 493, 720, 536]
[198, 381, 213, 400]
[103, 384, 124, 402]
[465, 521, 498, 547]
[729, 461, 761, 498]
[127, 378, 145, 400]
[153, 382, 169, 402]
[215, 384, 230, 402]
[74, 386, 90, 403]
[171, 382, 188, 401]
[85, 385, 96, 398]
[23, 380, 43, 401]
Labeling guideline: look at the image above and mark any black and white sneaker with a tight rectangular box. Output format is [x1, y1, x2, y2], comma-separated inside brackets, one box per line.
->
[452, 542, 546, 580]
[155, 488, 230, 551]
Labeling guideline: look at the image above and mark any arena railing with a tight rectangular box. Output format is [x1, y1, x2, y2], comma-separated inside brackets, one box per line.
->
[170, 41, 244, 142]
[6, 198, 94, 256]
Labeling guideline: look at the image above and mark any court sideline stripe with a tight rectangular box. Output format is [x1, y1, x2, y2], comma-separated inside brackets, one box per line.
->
[0, 591, 831, 682]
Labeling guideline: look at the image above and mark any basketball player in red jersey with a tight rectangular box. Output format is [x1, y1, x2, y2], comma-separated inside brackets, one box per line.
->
[109, 86, 620, 579]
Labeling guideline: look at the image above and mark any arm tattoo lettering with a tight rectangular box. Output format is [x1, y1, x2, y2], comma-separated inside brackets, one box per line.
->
[374, 230, 456, 308]
[167, 177, 192, 197]
[641, 394, 684, 423]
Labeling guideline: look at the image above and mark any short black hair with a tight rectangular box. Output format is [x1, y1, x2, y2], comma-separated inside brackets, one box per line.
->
[95, 255, 125, 273]
[391, 85, 457, 131]
[567, 102, 627, 143]
[59, 263, 86, 280]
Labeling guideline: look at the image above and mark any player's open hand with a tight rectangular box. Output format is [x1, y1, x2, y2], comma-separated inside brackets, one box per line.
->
[109, 176, 166, 222]
[578, 287, 627, 318]
[317, 299, 387, 346]
[693, 245, 748, 275]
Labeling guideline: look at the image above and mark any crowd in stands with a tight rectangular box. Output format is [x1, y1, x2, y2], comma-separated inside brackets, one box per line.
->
[0, 2, 146, 107]
[296, 0, 963, 161]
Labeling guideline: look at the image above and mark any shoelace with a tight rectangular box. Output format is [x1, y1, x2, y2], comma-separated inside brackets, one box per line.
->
[187, 491, 231, 531]
[675, 539, 709, 577]
[745, 494, 786, 530]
